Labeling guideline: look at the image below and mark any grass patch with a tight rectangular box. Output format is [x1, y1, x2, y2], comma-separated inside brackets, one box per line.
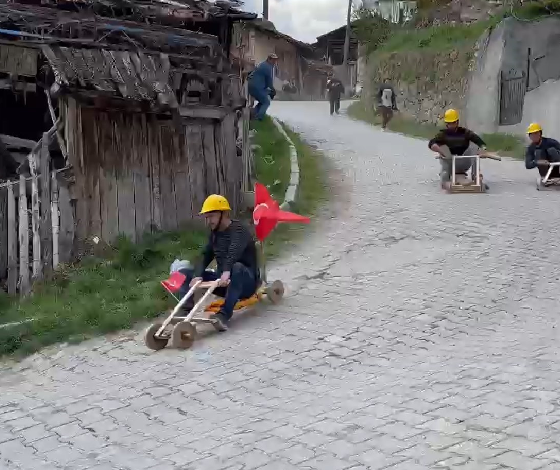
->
[0, 229, 207, 357]
[0, 116, 329, 359]
[250, 116, 291, 201]
[377, 18, 501, 53]
[348, 100, 525, 158]
[250, 116, 329, 260]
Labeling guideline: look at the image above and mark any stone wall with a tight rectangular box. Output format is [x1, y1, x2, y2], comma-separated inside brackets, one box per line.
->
[362, 46, 475, 124]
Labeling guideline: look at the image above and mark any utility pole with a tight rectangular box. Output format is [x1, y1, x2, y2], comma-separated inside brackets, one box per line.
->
[342, 0, 353, 85]
[263, 0, 269, 19]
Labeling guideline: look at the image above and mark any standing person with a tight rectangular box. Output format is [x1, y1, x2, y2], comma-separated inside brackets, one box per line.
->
[326, 74, 345, 115]
[377, 81, 398, 130]
[524, 122, 560, 183]
[247, 53, 278, 121]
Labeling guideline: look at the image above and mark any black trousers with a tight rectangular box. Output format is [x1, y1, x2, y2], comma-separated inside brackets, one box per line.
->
[329, 97, 341, 114]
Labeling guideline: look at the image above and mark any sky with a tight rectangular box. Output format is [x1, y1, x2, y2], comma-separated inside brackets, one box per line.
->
[241, 0, 351, 43]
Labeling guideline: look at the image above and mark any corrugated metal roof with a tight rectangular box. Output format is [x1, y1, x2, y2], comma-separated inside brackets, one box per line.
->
[42, 45, 178, 107]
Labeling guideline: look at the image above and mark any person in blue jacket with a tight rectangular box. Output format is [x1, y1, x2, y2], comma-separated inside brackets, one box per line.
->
[248, 53, 278, 121]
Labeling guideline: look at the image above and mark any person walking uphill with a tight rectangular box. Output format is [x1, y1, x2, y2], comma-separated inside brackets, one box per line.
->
[326, 74, 344, 115]
[377, 81, 398, 130]
[177, 195, 259, 331]
[248, 53, 278, 121]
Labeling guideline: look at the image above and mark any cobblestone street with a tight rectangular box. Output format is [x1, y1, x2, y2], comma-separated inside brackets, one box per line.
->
[2, 101, 560, 470]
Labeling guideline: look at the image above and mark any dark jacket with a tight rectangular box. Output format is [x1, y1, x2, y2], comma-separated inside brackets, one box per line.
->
[428, 127, 486, 156]
[525, 137, 560, 169]
[326, 79, 344, 99]
[195, 220, 258, 278]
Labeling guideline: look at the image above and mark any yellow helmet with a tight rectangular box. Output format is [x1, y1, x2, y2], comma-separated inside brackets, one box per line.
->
[444, 109, 459, 123]
[199, 194, 231, 214]
[527, 122, 542, 134]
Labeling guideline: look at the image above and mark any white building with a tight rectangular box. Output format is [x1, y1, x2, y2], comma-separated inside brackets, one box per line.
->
[360, 0, 417, 24]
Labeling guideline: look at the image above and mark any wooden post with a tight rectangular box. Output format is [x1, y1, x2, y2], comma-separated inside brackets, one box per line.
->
[7, 183, 17, 295]
[44, 90, 68, 161]
[40, 133, 53, 274]
[51, 172, 59, 269]
[28, 149, 41, 280]
[18, 175, 30, 295]
[0, 187, 6, 283]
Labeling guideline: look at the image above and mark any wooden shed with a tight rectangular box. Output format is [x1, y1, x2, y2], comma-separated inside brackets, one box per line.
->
[0, 0, 254, 293]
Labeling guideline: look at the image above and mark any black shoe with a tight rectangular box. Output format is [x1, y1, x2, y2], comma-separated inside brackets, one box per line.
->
[211, 312, 229, 332]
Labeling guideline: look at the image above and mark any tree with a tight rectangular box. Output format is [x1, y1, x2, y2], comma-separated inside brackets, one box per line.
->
[351, 6, 393, 55]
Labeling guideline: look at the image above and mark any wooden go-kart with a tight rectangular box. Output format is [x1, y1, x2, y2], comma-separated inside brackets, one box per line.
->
[143, 182, 310, 351]
[436, 150, 502, 193]
[143, 267, 285, 351]
[536, 162, 560, 190]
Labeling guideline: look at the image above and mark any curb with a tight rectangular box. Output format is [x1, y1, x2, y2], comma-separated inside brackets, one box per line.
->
[271, 117, 300, 210]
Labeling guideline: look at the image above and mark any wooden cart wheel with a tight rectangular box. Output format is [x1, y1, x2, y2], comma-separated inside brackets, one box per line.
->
[144, 323, 168, 351]
[171, 322, 197, 350]
[266, 280, 285, 304]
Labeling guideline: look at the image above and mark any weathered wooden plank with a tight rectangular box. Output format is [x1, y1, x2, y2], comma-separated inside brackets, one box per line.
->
[0, 134, 36, 150]
[133, 115, 152, 239]
[116, 114, 137, 241]
[28, 150, 41, 280]
[51, 172, 59, 269]
[185, 123, 206, 216]
[65, 98, 88, 243]
[0, 187, 6, 283]
[174, 125, 193, 225]
[219, 113, 240, 212]
[157, 124, 177, 231]
[149, 117, 163, 231]
[18, 175, 29, 295]
[44, 90, 68, 161]
[241, 107, 252, 190]
[98, 112, 118, 242]
[201, 123, 219, 195]
[7, 184, 17, 294]
[57, 177, 75, 265]
[40, 134, 53, 275]
[83, 110, 102, 241]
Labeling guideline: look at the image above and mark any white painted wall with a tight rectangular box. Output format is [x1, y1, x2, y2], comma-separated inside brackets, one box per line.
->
[465, 24, 505, 134]
[499, 79, 560, 141]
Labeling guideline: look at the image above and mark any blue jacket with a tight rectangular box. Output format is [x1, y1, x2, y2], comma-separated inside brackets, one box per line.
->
[248, 61, 274, 91]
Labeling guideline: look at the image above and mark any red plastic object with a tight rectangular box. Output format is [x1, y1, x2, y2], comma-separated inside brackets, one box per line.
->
[253, 182, 310, 241]
[161, 271, 186, 294]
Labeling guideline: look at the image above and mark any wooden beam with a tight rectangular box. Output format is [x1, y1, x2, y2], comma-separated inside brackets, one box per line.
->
[179, 106, 228, 120]
[0, 79, 36, 92]
[0, 134, 37, 150]
[40, 133, 53, 275]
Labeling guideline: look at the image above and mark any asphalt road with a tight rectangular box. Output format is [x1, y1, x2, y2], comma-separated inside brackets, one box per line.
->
[1, 101, 560, 470]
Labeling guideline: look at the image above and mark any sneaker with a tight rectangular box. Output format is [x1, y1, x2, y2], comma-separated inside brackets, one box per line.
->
[211, 312, 228, 332]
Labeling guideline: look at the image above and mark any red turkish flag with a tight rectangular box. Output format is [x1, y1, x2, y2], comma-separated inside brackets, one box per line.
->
[253, 182, 310, 241]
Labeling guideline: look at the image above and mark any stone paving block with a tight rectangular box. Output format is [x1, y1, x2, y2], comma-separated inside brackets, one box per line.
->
[277, 444, 318, 464]
[300, 454, 355, 470]
[491, 436, 555, 457]
[350, 448, 406, 469]
[488, 450, 553, 469]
